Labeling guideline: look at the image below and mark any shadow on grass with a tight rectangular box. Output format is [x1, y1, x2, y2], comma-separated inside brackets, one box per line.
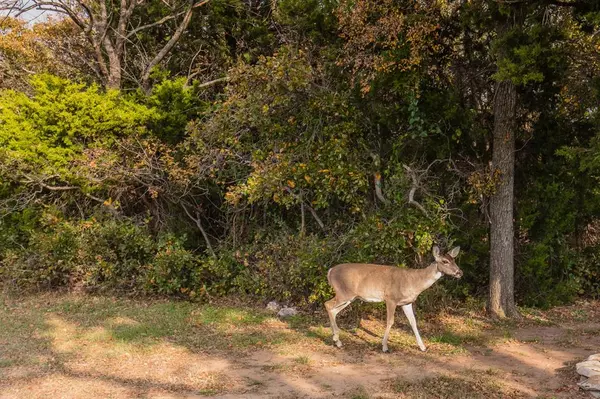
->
[42, 296, 292, 350]
[1, 293, 595, 398]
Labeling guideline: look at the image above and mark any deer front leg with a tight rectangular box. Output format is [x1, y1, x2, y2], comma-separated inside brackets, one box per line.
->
[382, 300, 396, 353]
[401, 303, 426, 352]
[325, 297, 353, 348]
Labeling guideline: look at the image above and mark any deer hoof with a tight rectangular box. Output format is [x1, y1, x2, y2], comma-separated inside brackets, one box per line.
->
[335, 340, 343, 348]
[382, 347, 390, 353]
[419, 346, 427, 352]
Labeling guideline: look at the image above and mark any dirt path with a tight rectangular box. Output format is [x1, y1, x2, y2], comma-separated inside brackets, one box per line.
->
[1, 295, 598, 398]
[218, 322, 598, 398]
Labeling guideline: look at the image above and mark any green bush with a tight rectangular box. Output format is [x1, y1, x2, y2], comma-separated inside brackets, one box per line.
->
[79, 219, 155, 292]
[143, 234, 200, 296]
[0, 74, 156, 180]
[573, 246, 600, 299]
[0, 216, 201, 296]
[516, 242, 581, 308]
[196, 252, 245, 297]
[0, 221, 80, 289]
[219, 232, 336, 305]
[195, 207, 452, 307]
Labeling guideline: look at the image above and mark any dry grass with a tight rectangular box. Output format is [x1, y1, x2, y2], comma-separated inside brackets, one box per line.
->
[1, 293, 598, 398]
[389, 372, 526, 399]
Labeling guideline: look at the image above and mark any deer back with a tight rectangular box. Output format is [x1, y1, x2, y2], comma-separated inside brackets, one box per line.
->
[328, 263, 420, 303]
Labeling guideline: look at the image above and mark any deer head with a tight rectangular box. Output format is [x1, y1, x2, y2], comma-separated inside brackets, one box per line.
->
[432, 246, 462, 278]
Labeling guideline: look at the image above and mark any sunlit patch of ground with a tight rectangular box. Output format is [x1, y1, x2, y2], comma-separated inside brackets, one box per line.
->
[0, 293, 597, 398]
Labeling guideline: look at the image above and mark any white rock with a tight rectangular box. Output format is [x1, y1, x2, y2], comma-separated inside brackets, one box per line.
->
[577, 361, 600, 378]
[589, 354, 600, 362]
[579, 375, 600, 391]
[277, 307, 298, 318]
[590, 392, 600, 399]
[266, 301, 281, 312]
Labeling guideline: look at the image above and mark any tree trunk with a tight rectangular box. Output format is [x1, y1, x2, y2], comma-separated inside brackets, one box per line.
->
[106, 58, 122, 89]
[489, 79, 519, 318]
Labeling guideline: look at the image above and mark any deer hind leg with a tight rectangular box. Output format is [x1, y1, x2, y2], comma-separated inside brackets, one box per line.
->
[325, 296, 354, 348]
[382, 300, 397, 353]
[402, 303, 426, 352]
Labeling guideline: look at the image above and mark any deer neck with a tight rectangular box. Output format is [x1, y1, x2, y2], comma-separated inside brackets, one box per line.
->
[414, 263, 443, 294]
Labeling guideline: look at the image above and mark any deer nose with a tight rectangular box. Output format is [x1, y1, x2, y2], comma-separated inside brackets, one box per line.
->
[455, 270, 463, 278]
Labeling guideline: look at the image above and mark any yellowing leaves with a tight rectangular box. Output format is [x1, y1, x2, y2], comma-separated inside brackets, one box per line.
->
[337, 0, 444, 89]
[225, 191, 241, 205]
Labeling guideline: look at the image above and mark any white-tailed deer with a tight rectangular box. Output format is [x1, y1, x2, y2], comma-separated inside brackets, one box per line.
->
[325, 246, 462, 352]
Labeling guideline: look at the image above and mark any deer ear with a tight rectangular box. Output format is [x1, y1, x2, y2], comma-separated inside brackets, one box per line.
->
[449, 246, 460, 258]
[432, 246, 441, 260]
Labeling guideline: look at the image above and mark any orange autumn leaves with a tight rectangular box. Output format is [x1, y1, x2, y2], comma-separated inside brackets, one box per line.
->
[336, 0, 444, 94]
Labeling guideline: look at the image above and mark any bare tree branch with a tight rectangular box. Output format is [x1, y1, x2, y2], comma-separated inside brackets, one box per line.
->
[370, 152, 388, 205]
[196, 76, 229, 88]
[2, 0, 209, 90]
[402, 164, 429, 217]
[284, 187, 325, 231]
[20, 174, 78, 191]
[127, 12, 180, 38]
[141, 0, 209, 90]
[305, 202, 325, 230]
[182, 202, 215, 257]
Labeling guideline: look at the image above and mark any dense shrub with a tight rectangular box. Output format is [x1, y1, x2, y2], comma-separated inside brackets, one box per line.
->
[516, 243, 580, 308]
[0, 221, 80, 289]
[79, 220, 156, 291]
[0, 217, 201, 296]
[144, 234, 201, 296]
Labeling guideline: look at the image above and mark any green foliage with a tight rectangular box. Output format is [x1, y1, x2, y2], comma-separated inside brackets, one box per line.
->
[192, 205, 450, 306]
[0, 216, 202, 297]
[343, 212, 444, 265]
[80, 219, 156, 291]
[492, 12, 568, 86]
[1, 0, 600, 313]
[0, 219, 79, 289]
[162, 232, 339, 305]
[274, 0, 338, 41]
[145, 78, 207, 144]
[187, 47, 371, 212]
[574, 246, 600, 298]
[517, 243, 580, 308]
[0, 74, 156, 180]
[144, 234, 199, 296]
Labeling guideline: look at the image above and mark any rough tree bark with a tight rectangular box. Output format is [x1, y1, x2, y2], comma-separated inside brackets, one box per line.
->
[489, 79, 519, 318]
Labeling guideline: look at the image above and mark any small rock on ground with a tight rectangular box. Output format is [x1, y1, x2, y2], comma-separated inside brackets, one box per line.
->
[266, 301, 281, 312]
[277, 307, 298, 318]
[577, 360, 600, 378]
[579, 376, 600, 391]
[576, 354, 600, 398]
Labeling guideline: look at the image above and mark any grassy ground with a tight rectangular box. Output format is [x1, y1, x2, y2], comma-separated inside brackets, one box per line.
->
[1, 292, 598, 398]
